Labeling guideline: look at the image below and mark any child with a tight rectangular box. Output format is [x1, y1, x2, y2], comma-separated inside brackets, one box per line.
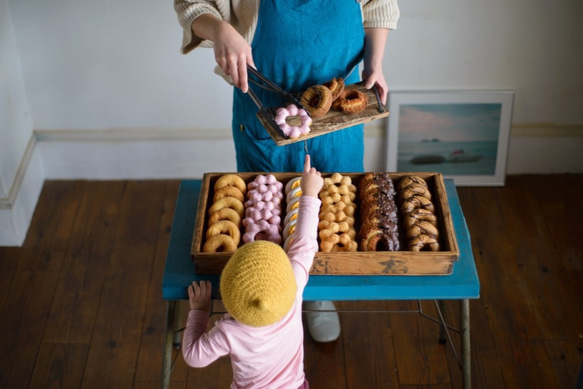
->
[183, 155, 323, 388]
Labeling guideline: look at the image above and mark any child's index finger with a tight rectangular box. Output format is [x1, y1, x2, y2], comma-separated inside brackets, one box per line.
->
[303, 154, 311, 173]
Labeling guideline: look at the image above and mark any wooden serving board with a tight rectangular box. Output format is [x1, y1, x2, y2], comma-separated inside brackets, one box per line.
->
[257, 82, 390, 146]
[191, 172, 459, 276]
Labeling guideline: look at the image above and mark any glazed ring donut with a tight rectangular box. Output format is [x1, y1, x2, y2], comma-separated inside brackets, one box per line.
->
[323, 77, 345, 101]
[213, 185, 245, 203]
[300, 85, 333, 119]
[214, 174, 246, 194]
[202, 234, 238, 253]
[332, 89, 368, 114]
[208, 197, 245, 217]
[208, 207, 242, 227]
[360, 229, 399, 252]
[206, 220, 241, 245]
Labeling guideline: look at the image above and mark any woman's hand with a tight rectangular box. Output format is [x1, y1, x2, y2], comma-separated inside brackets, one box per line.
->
[191, 14, 255, 93]
[362, 28, 390, 105]
[188, 280, 212, 312]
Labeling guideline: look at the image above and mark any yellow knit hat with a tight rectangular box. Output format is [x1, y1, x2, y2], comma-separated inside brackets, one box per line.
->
[220, 241, 297, 327]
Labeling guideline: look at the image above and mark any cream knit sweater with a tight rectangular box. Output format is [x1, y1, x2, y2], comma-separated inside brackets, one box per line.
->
[174, 0, 400, 54]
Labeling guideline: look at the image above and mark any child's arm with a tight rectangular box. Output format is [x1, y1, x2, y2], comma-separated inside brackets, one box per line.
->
[182, 281, 228, 367]
[286, 156, 323, 283]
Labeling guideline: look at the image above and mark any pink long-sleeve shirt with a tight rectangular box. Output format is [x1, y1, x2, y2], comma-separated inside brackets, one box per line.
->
[182, 195, 321, 389]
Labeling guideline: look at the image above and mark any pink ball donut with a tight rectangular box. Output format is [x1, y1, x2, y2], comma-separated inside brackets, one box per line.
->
[275, 105, 312, 140]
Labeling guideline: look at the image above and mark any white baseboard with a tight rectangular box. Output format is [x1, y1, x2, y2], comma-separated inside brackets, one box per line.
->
[0, 137, 45, 246]
[1, 125, 582, 246]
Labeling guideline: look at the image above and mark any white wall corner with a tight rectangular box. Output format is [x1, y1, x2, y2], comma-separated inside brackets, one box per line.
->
[0, 137, 45, 246]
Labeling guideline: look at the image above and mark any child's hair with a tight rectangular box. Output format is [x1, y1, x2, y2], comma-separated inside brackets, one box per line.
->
[220, 240, 297, 327]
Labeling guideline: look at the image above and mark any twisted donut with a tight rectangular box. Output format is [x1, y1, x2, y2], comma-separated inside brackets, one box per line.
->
[285, 177, 302, 194]
[214, 174, 246, 194]
[397, 175, 428, 191]
[202, 234, 238, 253]
[300, 85, 333, 118]
[400, 195, 435, 214]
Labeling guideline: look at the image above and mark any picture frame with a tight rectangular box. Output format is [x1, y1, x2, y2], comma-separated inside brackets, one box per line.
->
[386, 90, 514, 186]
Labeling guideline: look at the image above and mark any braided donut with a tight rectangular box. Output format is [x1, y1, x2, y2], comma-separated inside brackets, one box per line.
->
[206, 220, 241, 245]
[202, 234, 238, 253]
[331, 89, 368, 114]
[208, 207, 242, 227]
[300, 85, 333, 119]
[214, 174, 246, 194]
[403, 208, 438, 227]
[213, 185, 245, 203]
[323, 77, 345, 101]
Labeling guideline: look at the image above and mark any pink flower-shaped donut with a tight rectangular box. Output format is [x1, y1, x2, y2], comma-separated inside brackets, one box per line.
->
[275, 104, 312, 140]
[243, 219, 282, 244]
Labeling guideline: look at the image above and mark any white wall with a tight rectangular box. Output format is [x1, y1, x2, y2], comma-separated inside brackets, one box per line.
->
[2, 0, 583, 245]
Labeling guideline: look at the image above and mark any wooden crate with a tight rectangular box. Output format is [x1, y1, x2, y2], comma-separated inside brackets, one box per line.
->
[191, 172, 459, 276]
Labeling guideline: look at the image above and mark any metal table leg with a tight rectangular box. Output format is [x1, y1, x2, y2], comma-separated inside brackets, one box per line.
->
[162, 301, 176, 389]
[461, 299, 471, 389]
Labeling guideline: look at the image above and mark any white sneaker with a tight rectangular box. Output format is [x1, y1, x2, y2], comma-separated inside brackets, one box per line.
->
[303, 301, 341, 343]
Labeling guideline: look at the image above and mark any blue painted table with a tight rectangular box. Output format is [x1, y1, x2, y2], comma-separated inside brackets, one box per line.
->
[162, 179, 480, 388]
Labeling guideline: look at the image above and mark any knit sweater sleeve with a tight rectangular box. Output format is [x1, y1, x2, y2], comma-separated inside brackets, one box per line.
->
[362, 0, 400, 30]
[174, 0, 259, 54]
[182, 310, 230, 368]
[286, 196, 321, 287]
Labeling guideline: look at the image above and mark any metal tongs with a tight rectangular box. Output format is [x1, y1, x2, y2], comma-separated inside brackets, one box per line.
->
[246, 65, 311, 117]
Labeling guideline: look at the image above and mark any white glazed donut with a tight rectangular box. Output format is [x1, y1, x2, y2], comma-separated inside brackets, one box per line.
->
[285, 177, 302, 194]
[283, 207, 299, 225]
[283, 218, 297, 241]
[286, 186, 302, 203]
[286, 196, 301, 213]
[274, 104, 312, 140]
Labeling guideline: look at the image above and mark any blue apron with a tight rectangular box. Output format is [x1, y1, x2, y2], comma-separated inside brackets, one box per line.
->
[232, 0, 366, 173]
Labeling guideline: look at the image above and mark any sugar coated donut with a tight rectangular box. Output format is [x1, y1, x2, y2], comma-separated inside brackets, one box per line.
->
[214, 174, 246, 194]
[206, 220, 241, 245]
[202, 234, 238, 253]
[323, 77, 345, 101]
[213, 185, 245, 203]
[208, 197, 245, 217]
[332, 89, 368, 114]
[274, 104, 312, 140]
[300, 85, 333, 119]
[208, 207, 242, 227]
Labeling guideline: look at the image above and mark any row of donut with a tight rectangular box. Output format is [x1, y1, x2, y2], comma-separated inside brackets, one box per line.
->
[202, 173, 441, 253]
[274, 77, 369, 140]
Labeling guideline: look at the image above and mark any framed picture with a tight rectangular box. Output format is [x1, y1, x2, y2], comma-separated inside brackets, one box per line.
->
[386, 90, 514, 186]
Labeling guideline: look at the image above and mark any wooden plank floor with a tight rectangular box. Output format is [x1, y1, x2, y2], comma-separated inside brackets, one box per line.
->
[0, 175, 581, 388]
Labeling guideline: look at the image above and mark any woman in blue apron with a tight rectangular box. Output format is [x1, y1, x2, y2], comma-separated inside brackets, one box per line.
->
[232, 1, 365, 173]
